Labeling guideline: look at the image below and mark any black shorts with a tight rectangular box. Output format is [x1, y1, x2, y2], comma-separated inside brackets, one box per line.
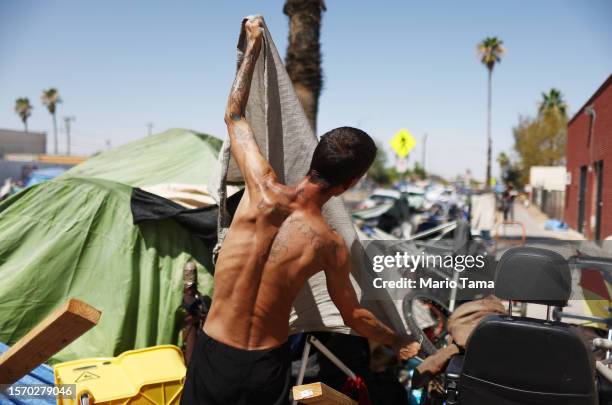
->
[181, 332, 291, 405]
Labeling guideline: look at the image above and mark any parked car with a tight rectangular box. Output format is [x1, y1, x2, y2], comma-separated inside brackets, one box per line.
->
[356, 188, 402, 210]
[402, 185, 426, 211]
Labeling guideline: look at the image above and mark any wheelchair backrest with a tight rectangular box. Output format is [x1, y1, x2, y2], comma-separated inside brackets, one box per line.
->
[495, 246, 572, 307]
[458, 246, 597, 404]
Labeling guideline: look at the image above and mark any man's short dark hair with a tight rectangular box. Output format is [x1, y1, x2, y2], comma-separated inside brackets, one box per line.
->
[308, 127, 377, 188]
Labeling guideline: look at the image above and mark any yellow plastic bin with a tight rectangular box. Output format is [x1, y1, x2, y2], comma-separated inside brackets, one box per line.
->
[54, 345, 186, 405]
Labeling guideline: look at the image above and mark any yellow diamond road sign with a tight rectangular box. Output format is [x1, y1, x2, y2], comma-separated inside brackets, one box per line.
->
[390, 129, 416, 158]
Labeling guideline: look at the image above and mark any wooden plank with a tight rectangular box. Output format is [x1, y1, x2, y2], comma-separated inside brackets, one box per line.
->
[0, 298, 101, 384]
[292, 382, 357, 405]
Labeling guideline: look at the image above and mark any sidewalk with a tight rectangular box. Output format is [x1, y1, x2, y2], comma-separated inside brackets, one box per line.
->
[493, 201, 584, 241]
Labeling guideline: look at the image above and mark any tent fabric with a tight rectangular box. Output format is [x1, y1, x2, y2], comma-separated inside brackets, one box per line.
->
[139, 183, 242, 209]
[131, 187, 219, 248]
[63, 128, 222, 188]
[208, 16, 407, 335]
[140, 183, 216, 209]
[0, 177, 214, 363]
[131, 187, 246, 250]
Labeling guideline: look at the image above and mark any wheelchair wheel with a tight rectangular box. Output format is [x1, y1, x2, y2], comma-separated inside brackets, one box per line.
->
[402, 291, 451, 357]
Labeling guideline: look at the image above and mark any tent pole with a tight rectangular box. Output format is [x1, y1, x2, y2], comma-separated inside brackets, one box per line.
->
[308, 335, 356, 379]
[293, 336, 312, 405]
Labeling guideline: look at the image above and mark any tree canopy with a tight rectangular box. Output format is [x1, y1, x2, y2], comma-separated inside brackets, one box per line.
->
[513, 105, 567, 184]
[366, 143, 427, 186]
[497, 151, 521, 187]
[41, 88, 61, 114]
[477, 37, 506, 71]
[368, 142, 392, 185]
[539, 88, 568, 117]
[14, 98, 33, 130]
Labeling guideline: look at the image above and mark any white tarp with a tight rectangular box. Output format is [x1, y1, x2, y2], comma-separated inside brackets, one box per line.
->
[208, 16, 408, 335]
[470, 193, 496, 232]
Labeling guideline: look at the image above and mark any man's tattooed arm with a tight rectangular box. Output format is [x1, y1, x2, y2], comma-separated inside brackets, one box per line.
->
[223, 17, 277, 193]
[224, 29, 261, 128]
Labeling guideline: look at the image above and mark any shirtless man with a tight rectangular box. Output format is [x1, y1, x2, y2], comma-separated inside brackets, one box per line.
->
[181, 17, 419, 405]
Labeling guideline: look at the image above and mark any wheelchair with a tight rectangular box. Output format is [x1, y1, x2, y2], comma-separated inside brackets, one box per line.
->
[423, 246, 600, 404]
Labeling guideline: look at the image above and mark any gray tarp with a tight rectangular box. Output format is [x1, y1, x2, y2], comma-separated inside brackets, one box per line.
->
[208, 16, 408, 336]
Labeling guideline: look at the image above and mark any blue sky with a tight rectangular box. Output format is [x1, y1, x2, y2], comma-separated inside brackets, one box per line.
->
[1, 1, 611, 180]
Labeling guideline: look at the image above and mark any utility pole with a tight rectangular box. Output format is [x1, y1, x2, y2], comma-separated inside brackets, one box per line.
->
[422, 133, 428, 172]
[63, 116, 76, 156]
[146, 122, 154, 137]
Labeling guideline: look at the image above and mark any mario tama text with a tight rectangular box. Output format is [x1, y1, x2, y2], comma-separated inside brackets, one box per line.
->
[372, 276, 493, 290]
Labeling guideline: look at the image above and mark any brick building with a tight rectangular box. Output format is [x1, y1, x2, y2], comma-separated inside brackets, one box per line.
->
[565, 75, 612, 239]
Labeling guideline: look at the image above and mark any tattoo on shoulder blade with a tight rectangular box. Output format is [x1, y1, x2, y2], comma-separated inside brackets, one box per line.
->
[256, 213, 343, 266]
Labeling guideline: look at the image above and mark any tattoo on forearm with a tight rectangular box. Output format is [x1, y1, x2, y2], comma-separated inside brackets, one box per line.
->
[232, 124, 254, 149]
[227, 45, 260, 119]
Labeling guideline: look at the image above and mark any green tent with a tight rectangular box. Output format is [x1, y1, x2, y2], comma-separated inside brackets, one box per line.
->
[63, 128, 223, 187]
[0, 129, 221, 363]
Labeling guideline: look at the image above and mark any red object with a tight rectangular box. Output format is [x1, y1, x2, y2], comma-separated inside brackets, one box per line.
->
[565, 75, 612, 239]
[341, 375, 372, 405]
[580, 268, 611, 300]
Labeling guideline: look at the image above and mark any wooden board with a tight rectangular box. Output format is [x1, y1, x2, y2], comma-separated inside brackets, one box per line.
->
[292, 382, 357, 405]
[0, 298, 101, 384]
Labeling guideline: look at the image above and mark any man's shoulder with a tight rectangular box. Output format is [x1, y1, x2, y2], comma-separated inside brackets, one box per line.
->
[289, 210, 343, 253]
[303, 211, 341, 242]
[311, 219, 348, 268]
[237, 179, 296, 219]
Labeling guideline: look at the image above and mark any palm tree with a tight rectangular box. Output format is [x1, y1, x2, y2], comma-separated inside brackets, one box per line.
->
[14, 98, 33, 132]
[497, 151, 510, 182]
[41, 88, 62, 154]
[497, 151, 510, 171]
[477, 37, 506, 190]
[539, 88, 567, 117]
[283, 0, 326, 133]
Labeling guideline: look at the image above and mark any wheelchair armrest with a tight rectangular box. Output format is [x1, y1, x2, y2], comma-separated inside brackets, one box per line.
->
[446, 354, 464, 378]
[445, 354, 464, 405]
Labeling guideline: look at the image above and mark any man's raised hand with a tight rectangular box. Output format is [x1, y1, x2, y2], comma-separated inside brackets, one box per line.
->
[245, 17, 264, 44]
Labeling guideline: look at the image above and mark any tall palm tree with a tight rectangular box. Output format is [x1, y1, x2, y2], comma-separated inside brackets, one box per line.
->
[539, 88, 567, 117]
[14, 98, 33, 132]
[283, 0, 326, 133]
[477, 37, 506, 190]
[41, 88, 62, 154]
